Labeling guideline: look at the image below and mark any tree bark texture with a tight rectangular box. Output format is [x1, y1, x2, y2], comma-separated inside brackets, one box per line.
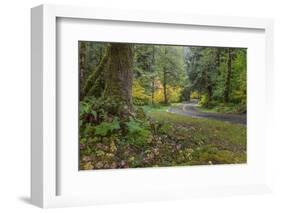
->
[79, 42, 86, 95]
[104, 43, 134, 112]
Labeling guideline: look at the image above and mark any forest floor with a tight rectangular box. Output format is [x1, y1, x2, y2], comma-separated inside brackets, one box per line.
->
[167, 101, 246, 125]
[80, 102, 247, 170]
[147, 109, 247, 165]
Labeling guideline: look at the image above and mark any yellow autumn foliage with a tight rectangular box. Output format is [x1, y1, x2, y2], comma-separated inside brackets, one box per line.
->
[167, 86, 182, 103]
[133, 79, 182, 105]
[190, 91, 200, 99]
[153, 83, 182, 103]
[132, 80, 150, 105]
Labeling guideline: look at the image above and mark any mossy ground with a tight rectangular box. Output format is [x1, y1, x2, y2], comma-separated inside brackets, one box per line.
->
[80, 102, 246, 170]
[148, 111, 246, 165]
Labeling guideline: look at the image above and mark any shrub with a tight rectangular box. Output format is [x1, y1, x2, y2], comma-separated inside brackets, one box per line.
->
[125, 118, 152, 147]
[132, 80, 150, 105]
[199, 94, 209, 107]
[94, 117, 120, 136]
[190, 91, 200, 99]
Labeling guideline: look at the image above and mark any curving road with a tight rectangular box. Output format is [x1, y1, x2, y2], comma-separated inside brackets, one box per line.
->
[167, 102, 246, 125]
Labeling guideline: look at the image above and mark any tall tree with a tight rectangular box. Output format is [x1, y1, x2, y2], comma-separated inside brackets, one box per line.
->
[150, 46, 156, 104]
[224, 48, 233, 103]
[186, 47, 218, 106]
[156, 46, 185, 104]
[163, 48, 168, 104]
[104, 43, 134, 113]
[133, 44, 157, 104]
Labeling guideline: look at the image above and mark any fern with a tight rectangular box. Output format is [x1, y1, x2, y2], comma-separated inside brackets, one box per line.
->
[94, 117, 120, 136]
[126, 118, 151, 146]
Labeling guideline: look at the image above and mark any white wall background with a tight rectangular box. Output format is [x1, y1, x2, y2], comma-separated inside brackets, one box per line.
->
[0, 0, 280, 212]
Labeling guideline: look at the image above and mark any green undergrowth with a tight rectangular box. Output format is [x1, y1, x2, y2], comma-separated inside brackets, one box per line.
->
[79, 97, 246, 170]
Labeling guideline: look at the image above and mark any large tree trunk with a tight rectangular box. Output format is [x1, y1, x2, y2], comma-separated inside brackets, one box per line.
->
[224, 48, 233, 103]
[104, 43, 134, 113]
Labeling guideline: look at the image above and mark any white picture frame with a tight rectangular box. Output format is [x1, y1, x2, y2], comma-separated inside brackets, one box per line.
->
[31, 4, 274, 208]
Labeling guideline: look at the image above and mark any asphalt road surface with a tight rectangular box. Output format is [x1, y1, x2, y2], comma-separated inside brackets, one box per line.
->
[168, 102, 246, 125]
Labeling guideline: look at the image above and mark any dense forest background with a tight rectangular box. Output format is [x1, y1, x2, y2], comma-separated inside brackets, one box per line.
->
[79, 41, 247, 170]
[79, 42, 246, 112]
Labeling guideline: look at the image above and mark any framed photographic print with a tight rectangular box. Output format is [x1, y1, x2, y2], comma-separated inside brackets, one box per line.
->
[31, 4, 274, 208]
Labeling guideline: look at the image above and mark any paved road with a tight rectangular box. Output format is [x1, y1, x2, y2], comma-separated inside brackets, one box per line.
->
[168, 102, 246, 125]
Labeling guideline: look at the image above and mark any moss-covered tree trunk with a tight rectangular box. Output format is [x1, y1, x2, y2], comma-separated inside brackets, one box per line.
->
[104, 43, 134, 114]
[79, 42, 86, 96]
[81, 48, 109, 100]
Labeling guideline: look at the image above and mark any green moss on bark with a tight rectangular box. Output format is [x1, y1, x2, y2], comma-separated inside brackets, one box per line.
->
[104, 43, 134, 113]
[81, 47, 109, 99]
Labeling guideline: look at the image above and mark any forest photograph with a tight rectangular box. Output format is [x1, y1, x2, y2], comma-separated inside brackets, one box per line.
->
[79, 41, 247, 170]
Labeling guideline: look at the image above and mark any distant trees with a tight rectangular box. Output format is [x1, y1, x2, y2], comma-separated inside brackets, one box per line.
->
[132, 44, 186, 105]
[231, 49, 247, 107]
[133, 44, 156, 105]
[185, 46, 246, 110]
[155, 46, 186, 104]
[185, 47, 219, 106]
[79, 41, 247, 112]
[223, 48, 233, 103]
